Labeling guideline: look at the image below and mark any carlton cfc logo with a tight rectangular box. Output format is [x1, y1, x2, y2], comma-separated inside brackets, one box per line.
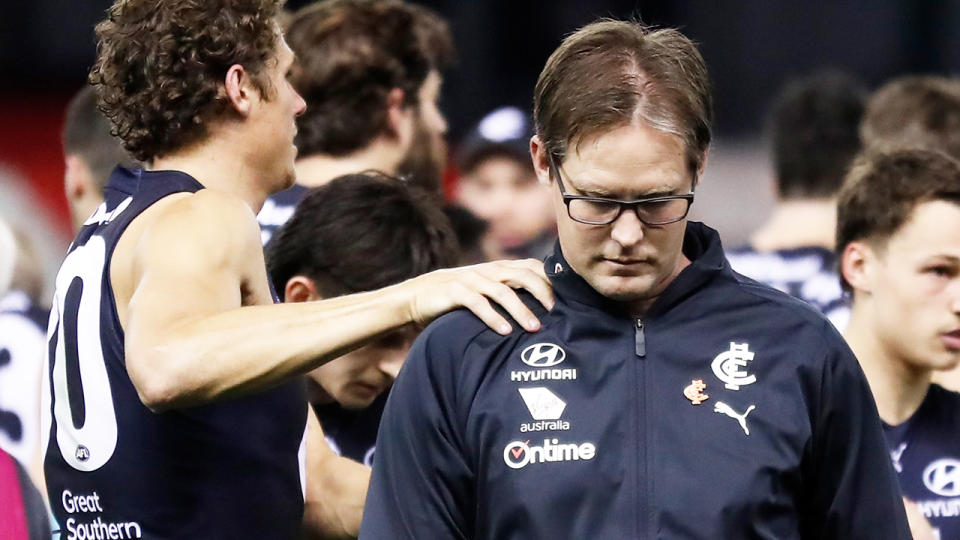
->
[521, 343, 566, 367]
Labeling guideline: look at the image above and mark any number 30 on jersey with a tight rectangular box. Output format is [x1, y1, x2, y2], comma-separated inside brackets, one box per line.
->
[47, 235, 119, 471]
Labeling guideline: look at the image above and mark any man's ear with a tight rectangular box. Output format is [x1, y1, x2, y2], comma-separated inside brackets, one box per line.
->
[385, 87, 413, 144]
[841, 241, 876, 294]
[64, 155, 92, 201]
[284, 275, 322, 303]
[530, 135, 552, 187]
[224, 64, 256, 117]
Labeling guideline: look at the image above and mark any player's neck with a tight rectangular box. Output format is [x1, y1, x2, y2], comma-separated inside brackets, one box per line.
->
[151, 140, 272, 213]
[844, 304, 932, 425]
[294, 140, 403, 188]
[305, 378, 336, 406]
[749, 198, 836, 252]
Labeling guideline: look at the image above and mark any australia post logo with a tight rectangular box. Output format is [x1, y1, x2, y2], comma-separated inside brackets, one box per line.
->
[511, 343, 577, 382]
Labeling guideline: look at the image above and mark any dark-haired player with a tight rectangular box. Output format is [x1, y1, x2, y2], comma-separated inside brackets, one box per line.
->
[727, 72, 866, 330]
[257, 0, 453, 244]
[44, 1, 551, 538]
[267, 173, 458, 531]
[838, 149, 960, 540]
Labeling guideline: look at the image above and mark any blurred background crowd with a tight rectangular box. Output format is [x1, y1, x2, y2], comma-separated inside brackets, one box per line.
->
[2, 1, 960, 536]
[3, 0, 960, 295]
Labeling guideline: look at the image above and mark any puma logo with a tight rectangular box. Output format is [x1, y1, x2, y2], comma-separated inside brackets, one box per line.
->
[714, 401, 756, 435]
[890, 442, 907, 473]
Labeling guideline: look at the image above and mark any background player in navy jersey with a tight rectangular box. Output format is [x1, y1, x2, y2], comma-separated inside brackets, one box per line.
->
[726, 71, 866, 330]
[44, 1, 552, 538]
[257, 0, 453, 244]
[859, 75, 960, 394]
[839, 149, 960, 540]
[267, 173, 458, 530]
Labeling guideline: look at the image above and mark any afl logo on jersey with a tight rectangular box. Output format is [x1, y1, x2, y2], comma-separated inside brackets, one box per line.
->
[75, 445, 90, 462]
[521, 343, 566, 367]
[923, 458, 960, 497]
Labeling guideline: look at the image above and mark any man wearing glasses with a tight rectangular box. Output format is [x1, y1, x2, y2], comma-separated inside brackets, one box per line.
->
[361, 19, 909, 539]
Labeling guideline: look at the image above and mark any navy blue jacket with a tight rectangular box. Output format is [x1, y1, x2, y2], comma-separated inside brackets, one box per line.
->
[361, 222, 910, 539]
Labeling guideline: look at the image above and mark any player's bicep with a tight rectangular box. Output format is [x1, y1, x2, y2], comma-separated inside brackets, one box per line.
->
[123, 197, 252, 392]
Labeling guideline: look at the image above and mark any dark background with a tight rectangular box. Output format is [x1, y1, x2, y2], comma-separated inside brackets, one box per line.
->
[3, 0, 959, 137]
[1, 0, 959, 250]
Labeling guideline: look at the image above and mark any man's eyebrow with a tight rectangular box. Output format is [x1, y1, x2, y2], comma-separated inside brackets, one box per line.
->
[572, 182, 680, 199]
[925, 254, 960, 264]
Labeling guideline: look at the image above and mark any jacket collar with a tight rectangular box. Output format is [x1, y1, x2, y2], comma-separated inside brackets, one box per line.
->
[544, 221, 730, 318]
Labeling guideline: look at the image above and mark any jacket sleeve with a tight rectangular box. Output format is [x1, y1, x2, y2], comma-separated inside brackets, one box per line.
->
[359, 315, 478, 540]
[801, 325, 911, 540]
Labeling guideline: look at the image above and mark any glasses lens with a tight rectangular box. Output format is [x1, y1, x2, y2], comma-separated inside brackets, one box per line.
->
[568, 199, 621, 224]
[637, 198, 690, 225]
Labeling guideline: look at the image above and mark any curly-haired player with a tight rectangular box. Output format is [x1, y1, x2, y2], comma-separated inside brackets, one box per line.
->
[43, 1, 552, 538]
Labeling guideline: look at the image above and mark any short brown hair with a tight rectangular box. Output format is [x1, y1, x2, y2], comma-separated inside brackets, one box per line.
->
[534, 19, 712, 179]
[90, 0, 283, 163]
[285, 0, 454, 157]
[768, 71, 866, 200]
[860, 76, 960, 161]
[836, 149, 960, 291]
[63, 86, 139, 191]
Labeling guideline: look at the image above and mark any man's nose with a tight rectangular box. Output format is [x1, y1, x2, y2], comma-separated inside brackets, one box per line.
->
[609, 207, 644, 247]
[378, 351, 406, 380]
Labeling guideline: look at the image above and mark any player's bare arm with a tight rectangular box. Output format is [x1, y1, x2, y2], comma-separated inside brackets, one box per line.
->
[115, 189, 553, 412]
[301, 411, 369, 539]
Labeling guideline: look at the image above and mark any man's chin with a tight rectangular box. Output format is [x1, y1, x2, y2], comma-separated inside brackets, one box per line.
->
[586, 274, 656, 302]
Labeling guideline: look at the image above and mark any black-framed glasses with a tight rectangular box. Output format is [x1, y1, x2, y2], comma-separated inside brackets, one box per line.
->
[549, 156, 694, 226]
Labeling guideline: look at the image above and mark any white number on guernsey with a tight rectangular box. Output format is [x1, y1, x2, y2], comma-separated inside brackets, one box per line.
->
[49, 236, 118, 471]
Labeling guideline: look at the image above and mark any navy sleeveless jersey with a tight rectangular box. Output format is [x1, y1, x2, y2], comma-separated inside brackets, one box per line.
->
[312, 391, 387, 467]
[44, 167, 307, 540]
[256, 183, 309, 246]
[726, 245, 850, 330]
[883, 384, 960, 540]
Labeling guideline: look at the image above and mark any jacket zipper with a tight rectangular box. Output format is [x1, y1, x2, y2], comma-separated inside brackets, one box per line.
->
[634, 318, 648, 538]
[635, 319, 646, 357]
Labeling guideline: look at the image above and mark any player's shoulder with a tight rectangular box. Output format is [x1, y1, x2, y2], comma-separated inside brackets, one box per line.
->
[140, 189, 261, 256]
[413, 291, 550, 378]
[159, 188, 257, 226]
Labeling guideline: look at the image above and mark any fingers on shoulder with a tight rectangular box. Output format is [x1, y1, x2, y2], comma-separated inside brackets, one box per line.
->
[476, 259, 553, 310]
